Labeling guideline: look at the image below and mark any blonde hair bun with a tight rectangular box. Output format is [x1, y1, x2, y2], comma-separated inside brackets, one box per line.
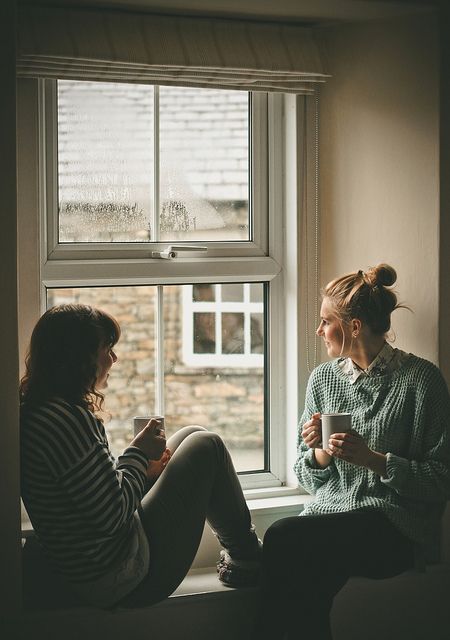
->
[366, 263, 397, 288]
[322, 263, 405, 336]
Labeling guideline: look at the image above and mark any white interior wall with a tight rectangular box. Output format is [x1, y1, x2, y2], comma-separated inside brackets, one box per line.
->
[317, 13, 440, 363]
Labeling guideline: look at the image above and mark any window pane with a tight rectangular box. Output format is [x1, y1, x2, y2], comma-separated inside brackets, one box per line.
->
[57, 80, 154, 243]
[46, 286, 156, 457]
[193, 312, 216, 353]
[57, 82, 250, 245]
[222, 313, 245, 354]
[46, 283, 265, 473]
[160, 87, 249, 241]
[251, 313, 264, 353]
[193, 283, 216, 302]
[221, 283, 244, 302]
[167, 285, 265, 472]
[250, 283, 263, 303]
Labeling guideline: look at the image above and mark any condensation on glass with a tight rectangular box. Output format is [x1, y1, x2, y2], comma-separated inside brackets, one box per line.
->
[159, 86, 249, 242]
[46, 282, 265, 472]
[57, 81, 154, 243]
[57, 81, 250, 243]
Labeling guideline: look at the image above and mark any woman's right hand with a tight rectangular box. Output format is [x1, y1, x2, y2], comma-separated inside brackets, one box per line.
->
[131, 418, 167, 460]
[301, 412, 322, 449]
[146, 447, 172, 482]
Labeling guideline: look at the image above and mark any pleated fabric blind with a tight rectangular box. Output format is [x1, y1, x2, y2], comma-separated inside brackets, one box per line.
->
[16, 5, 328, 93]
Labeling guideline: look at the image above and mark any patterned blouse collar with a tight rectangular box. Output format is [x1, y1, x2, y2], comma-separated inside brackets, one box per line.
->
[338, 342, 409, 384]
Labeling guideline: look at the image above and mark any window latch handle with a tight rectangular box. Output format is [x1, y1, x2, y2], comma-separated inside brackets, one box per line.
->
[152, 245, 208, 259]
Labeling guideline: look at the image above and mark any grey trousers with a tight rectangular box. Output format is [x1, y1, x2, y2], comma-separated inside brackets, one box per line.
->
[119, 426, 257, 607]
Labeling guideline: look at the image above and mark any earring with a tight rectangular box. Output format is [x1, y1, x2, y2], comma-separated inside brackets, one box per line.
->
[352, 332, 358, 338]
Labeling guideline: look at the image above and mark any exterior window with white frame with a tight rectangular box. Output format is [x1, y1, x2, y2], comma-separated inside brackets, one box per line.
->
[182, 283, 264, 368]
[37, 78, 285, 488]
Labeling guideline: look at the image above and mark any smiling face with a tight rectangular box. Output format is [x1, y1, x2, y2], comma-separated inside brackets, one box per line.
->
[95, 343, 118, 389]
[316, 298, 353, 359]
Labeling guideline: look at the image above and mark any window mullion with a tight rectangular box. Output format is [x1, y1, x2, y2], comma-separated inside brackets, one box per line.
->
[156, 284, 165, 415]
[244, 283, 250, 355]
[245, 313, 251, 356]
[153, 86, 160, 243]
[216, 285, 222, 356]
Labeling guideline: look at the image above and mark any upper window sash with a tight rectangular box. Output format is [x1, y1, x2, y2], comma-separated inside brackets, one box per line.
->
[40, 79, 269, 263]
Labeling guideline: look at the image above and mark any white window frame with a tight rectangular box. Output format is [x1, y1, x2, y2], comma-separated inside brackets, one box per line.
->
[31, 78, 294, 491]
[17, 79, 318, 510]
[42, 80, 269, 263]
[182, 283, 264, 368]
[18, 78, 318, 496]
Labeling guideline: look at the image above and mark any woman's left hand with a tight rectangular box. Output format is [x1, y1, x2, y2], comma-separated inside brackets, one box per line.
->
[326, 429, 373, 468]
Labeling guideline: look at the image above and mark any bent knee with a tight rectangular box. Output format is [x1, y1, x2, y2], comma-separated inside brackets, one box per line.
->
[264, 517, 303, 553]
[184, 429, 224, 454]
[177, 425, 208, 437]
[187, 429, 221, 444]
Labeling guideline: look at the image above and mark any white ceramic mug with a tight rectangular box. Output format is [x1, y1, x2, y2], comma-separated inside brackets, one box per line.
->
[133, 415, 165, 437]
[320, 413, 352, 449]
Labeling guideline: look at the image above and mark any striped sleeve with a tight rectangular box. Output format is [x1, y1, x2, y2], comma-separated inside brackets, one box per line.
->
[29, 402, 149, 535]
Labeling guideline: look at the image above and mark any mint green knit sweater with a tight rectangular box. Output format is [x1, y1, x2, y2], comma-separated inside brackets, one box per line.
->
[294, 356, 450, 554]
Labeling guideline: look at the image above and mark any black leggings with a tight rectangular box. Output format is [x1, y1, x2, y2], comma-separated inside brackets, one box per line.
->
[254, 510, 415, 640]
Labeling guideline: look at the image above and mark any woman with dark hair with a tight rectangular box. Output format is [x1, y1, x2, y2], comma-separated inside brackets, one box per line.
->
[255, 264, 450, 640]
[20, 304, 261, 609]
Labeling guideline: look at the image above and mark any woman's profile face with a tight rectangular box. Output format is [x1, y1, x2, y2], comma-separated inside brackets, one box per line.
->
[95, 343, 118, 389]
[316, 298, 352, 358]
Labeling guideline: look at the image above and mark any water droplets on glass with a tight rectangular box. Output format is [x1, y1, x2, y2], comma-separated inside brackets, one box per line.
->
[58, 81, 154, 243]
[57, 81, 250, 244]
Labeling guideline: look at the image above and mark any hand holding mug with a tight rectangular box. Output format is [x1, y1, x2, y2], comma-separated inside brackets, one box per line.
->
[301, 412, 322, 448]
[131, 417, 166, 460]
[327, 429, 372, 467]
[146, 447, 172, 482]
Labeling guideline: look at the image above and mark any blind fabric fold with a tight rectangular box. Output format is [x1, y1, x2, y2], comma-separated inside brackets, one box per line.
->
[17, 6, 328, 93]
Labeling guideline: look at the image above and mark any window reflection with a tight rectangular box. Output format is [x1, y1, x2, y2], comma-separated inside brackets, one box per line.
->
[221, 283, 244, 302]
[222, 313, 245, 354]
[193, 312, 216, 353]
[193, 283, 215, 302]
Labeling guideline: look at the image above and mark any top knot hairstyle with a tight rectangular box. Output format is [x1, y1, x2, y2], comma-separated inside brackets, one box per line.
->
[322, 264, 403, 336]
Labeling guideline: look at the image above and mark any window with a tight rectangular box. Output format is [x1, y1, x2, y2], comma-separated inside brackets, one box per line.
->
[37, 78, 287, 488]
[47, 283, 266, 472]
[56, 81, 250, 244]
[183, 283, 264, 367]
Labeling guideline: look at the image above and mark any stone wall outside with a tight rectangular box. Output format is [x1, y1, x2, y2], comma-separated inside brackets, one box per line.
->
[48, 284, 265, 467]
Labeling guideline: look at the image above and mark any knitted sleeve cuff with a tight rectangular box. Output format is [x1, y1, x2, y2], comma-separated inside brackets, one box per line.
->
[303, 448, 332, 475]
[380, 452, 409, 490]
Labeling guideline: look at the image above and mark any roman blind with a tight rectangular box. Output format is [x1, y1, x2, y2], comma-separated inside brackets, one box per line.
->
[16, 5, 328, 93]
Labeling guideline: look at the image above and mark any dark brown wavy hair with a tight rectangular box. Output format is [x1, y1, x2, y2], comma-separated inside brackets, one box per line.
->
[19, 304, 121, 413]
[322, 263, 406, 336]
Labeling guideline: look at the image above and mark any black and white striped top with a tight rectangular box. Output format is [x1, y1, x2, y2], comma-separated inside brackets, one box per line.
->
[21, 399, 149, 584]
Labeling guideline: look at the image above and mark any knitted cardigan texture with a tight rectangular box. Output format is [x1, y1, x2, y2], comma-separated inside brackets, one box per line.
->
[294, 355, 450, 553]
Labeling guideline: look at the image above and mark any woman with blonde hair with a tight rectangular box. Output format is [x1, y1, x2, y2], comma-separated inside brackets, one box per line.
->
[255, 264, 450, 640]
[20, 304, 261, 609]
